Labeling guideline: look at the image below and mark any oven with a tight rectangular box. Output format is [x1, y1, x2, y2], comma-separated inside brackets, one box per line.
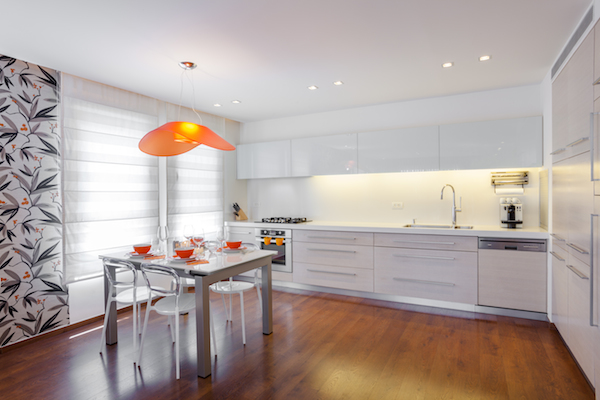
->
[255, 228, 292, 273]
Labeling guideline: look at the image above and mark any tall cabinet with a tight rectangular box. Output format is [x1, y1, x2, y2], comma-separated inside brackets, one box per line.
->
[551, 29, 595, 386]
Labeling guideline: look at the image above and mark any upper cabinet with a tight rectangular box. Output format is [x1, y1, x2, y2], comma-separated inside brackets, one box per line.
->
[439, 116, 543, 170]
[291, 133, 357, 177]
[236, 140, 291, 179]
[357, 126, 439, 173]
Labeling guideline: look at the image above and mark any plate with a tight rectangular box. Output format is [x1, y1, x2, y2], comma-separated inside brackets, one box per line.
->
[223, 246, 247, 253]
[128, 252, 154, 258]
[169, 257, 195, 263]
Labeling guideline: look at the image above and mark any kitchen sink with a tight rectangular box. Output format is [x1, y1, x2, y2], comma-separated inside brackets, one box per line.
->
[403, 224, 474, 229]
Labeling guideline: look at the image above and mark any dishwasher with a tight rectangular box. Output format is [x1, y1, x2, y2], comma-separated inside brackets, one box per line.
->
[478, 237, 547, 313]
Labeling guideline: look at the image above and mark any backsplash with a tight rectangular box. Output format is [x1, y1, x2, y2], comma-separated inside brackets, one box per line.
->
[247, 168, 542, 228]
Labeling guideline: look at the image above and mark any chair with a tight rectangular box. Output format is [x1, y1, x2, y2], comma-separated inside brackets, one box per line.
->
[137, 264, 217, 379]
[99, 258, 156, 355]
[209, 242, 262, 345]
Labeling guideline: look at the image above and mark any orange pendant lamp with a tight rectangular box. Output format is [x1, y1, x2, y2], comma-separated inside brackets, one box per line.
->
[139, 62, 236, 156]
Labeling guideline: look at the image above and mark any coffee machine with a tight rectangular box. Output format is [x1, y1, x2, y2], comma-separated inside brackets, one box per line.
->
[500, 198, 523, 229]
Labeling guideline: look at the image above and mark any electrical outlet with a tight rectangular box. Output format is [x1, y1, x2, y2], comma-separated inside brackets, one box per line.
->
[392, 202, 403, 210]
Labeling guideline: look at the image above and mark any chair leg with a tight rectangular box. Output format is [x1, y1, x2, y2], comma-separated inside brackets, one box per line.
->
[229, 293, 233, 322]
[240, 292, 246, 345]
[99, 287, 114, 353]
[256, 284, 263, 316]
[220, 293, 230, 321]
[168, 315, 175, 343]
[132, 296, 137, 354]
[137, 300, 153, 365]
[175, 310, 180, 380]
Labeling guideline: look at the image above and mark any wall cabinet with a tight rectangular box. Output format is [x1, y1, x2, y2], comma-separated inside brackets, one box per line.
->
[291, 133, 357, 177]
[236, 140, 291, 179]
[357, 126, 439, 173]
[439, 116, 543, 170]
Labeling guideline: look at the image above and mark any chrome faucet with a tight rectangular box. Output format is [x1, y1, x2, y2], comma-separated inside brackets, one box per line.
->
[440, 184, 462, 227]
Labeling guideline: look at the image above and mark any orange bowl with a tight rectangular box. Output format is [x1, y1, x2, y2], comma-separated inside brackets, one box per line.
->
[175, 248, 194, 259]
[226, 241, 242, 249]
[133, 244, 151, 254]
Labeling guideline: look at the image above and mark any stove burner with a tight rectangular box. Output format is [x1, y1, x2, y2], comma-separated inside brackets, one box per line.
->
[260, 217, 309, 224]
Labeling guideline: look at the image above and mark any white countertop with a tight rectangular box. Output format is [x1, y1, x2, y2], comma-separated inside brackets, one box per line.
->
[226, 220, 548, 239]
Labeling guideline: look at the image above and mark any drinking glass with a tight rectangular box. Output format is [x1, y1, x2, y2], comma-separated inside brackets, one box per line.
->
[183, 224, 194, 247]
[191, 228, 205, 248]
[156, 225, 169, 255]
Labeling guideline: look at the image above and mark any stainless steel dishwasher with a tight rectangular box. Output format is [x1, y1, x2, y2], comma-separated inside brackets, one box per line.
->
[478, 238, 547, 313]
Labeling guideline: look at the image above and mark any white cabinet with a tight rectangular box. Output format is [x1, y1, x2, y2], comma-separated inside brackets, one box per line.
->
[291, 133, 357, 177]
[550, 243, 569, 335]
[439, 116, 542, 170]
[357, 126, 439, 173]
[236, 140, 291, 179]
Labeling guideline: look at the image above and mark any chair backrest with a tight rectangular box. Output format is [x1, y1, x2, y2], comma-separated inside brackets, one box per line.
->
[103, 258, 137, 288]
[139, 263, 182, 297]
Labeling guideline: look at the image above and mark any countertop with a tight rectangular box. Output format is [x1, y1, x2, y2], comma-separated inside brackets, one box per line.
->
[226, 220, 549, 240]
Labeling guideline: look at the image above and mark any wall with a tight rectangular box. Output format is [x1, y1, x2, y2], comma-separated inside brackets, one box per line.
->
[0, 56, 68, 346]
[241, 84, 544, 226]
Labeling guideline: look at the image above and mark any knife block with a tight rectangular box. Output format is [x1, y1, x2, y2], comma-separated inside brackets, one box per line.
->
[235, 208, 248, 221]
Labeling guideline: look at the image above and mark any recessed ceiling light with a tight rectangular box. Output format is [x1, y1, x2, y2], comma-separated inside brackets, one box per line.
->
[214, 103, 222, 107]
[333, 81, 344, 86]
[479, 55, 491, 62]
[232, 100, 241, 104]
[442, 62, 454, 68]
[308, 85, 318, 90]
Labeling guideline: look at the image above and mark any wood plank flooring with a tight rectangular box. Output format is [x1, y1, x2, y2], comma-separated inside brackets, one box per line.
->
[0, 287, 594, 400]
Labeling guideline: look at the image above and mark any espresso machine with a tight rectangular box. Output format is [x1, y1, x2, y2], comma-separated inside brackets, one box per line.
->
[499, 198, 523, 229]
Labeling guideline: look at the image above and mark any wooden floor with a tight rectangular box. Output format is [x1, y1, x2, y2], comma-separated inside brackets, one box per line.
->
[0, 287, 595, 400]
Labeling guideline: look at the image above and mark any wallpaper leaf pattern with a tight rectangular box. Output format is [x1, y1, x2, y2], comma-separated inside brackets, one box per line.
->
[0, 55, 67, 347]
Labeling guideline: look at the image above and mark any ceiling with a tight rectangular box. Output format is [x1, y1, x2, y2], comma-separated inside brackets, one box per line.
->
[0, 0, 592, 123]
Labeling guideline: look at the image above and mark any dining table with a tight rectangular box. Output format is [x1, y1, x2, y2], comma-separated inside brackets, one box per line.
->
[98, 248, 277, 378]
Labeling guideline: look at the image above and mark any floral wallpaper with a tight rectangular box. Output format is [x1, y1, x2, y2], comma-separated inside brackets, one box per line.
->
[0, 55, 67, 347]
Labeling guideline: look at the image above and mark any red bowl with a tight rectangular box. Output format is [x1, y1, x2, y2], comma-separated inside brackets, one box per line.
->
[133, 244, 151, 254]
[226, 241, 242, 249]
[175, 248, 194, 259]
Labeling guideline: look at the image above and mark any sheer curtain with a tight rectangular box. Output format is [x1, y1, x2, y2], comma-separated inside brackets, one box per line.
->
[62, 74, 160, 283]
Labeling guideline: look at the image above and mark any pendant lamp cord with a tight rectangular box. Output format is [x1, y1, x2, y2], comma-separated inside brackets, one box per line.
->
[178, 69, 204, 125]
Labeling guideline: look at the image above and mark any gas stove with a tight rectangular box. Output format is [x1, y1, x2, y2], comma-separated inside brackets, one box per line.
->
[258, 217, 311, 224]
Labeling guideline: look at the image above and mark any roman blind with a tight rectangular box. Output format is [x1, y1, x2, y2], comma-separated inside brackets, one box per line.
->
[62, 74, 160, 283]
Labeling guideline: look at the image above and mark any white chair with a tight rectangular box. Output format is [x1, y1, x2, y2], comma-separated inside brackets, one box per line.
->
[137, 264, 217, 379]
[99, 258, 156, 355]
[210, 242, 262, 345]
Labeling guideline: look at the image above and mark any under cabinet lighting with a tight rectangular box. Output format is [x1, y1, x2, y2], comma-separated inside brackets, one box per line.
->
[479, 55, 491, 62]
[442, 62, 454, 68]
[308, 85, 318, 90]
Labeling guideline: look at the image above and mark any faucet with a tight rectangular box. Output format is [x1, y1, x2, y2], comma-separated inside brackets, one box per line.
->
[440, 184, 462, 227]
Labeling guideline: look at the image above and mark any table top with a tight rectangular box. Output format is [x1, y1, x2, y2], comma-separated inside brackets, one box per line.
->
[99, 249, 277, 276]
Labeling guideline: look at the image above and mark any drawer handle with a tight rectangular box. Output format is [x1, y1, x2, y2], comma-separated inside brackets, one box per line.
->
[550, 148, 566, 155]
[566, 265, 589, 280]
[566, 137, 589, 148]
[307, 236, 356, 240]
[392, 277, 455, 287]
[393, 240, 455, 245]
[393, 254, 455, 261]
[566, 242, 589, 255]
[549, 251, 565, 262]
[549, 233, 566, 242]
[307, 248, 356, 254]
[307, 269, 357, 277]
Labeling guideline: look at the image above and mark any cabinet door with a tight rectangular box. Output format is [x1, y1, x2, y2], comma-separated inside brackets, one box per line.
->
[291, 133, 357, 177]
[357, 126, 439, 173]
[564, 152, 593, 265]
[594, 19, 600, 101]
[439, 116, 542, 170]
[550, 244, 569, 336]
[236, 140, 291, 179]
[551, 157, 569, 243]
[552, 68, 569, 163]
[593, 98, 600, 195]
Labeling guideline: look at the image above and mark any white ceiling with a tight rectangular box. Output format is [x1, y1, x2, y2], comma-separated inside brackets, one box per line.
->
[0, 0, 592, 123]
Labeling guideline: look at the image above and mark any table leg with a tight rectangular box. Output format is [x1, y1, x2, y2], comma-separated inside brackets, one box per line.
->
[104, 267, 118, 345]
[261, 262, 273, 335]
[195, 275, 211, 378]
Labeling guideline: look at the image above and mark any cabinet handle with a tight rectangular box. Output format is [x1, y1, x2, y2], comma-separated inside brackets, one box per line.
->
[549, 251, 565, 262]
[566, 242, 589, 255]
[393, 240, 455, 245]
[307, 269, 357, 277]
[566, 137, 589, 148]
[566, 265, 589, 280]
[393, 254, 455, 261]
[307, 236, 356, 241]
[392, 277, 455, 287]
[591, 214, 598, 327]
[550, 148, 566, 155]
[549, 233, 566, 242]
[307, 248, 356, 254]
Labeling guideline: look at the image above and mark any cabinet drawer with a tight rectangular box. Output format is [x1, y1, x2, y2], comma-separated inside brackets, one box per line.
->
[374, 247, 477, 304]
[478, 249, 547, 312]
[227, 226, 255, 243]
[293, 262, 373, 292]
[294, 230, 373, 246]
[374, 233, 477, 252]
[293, 241, 373, 269]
